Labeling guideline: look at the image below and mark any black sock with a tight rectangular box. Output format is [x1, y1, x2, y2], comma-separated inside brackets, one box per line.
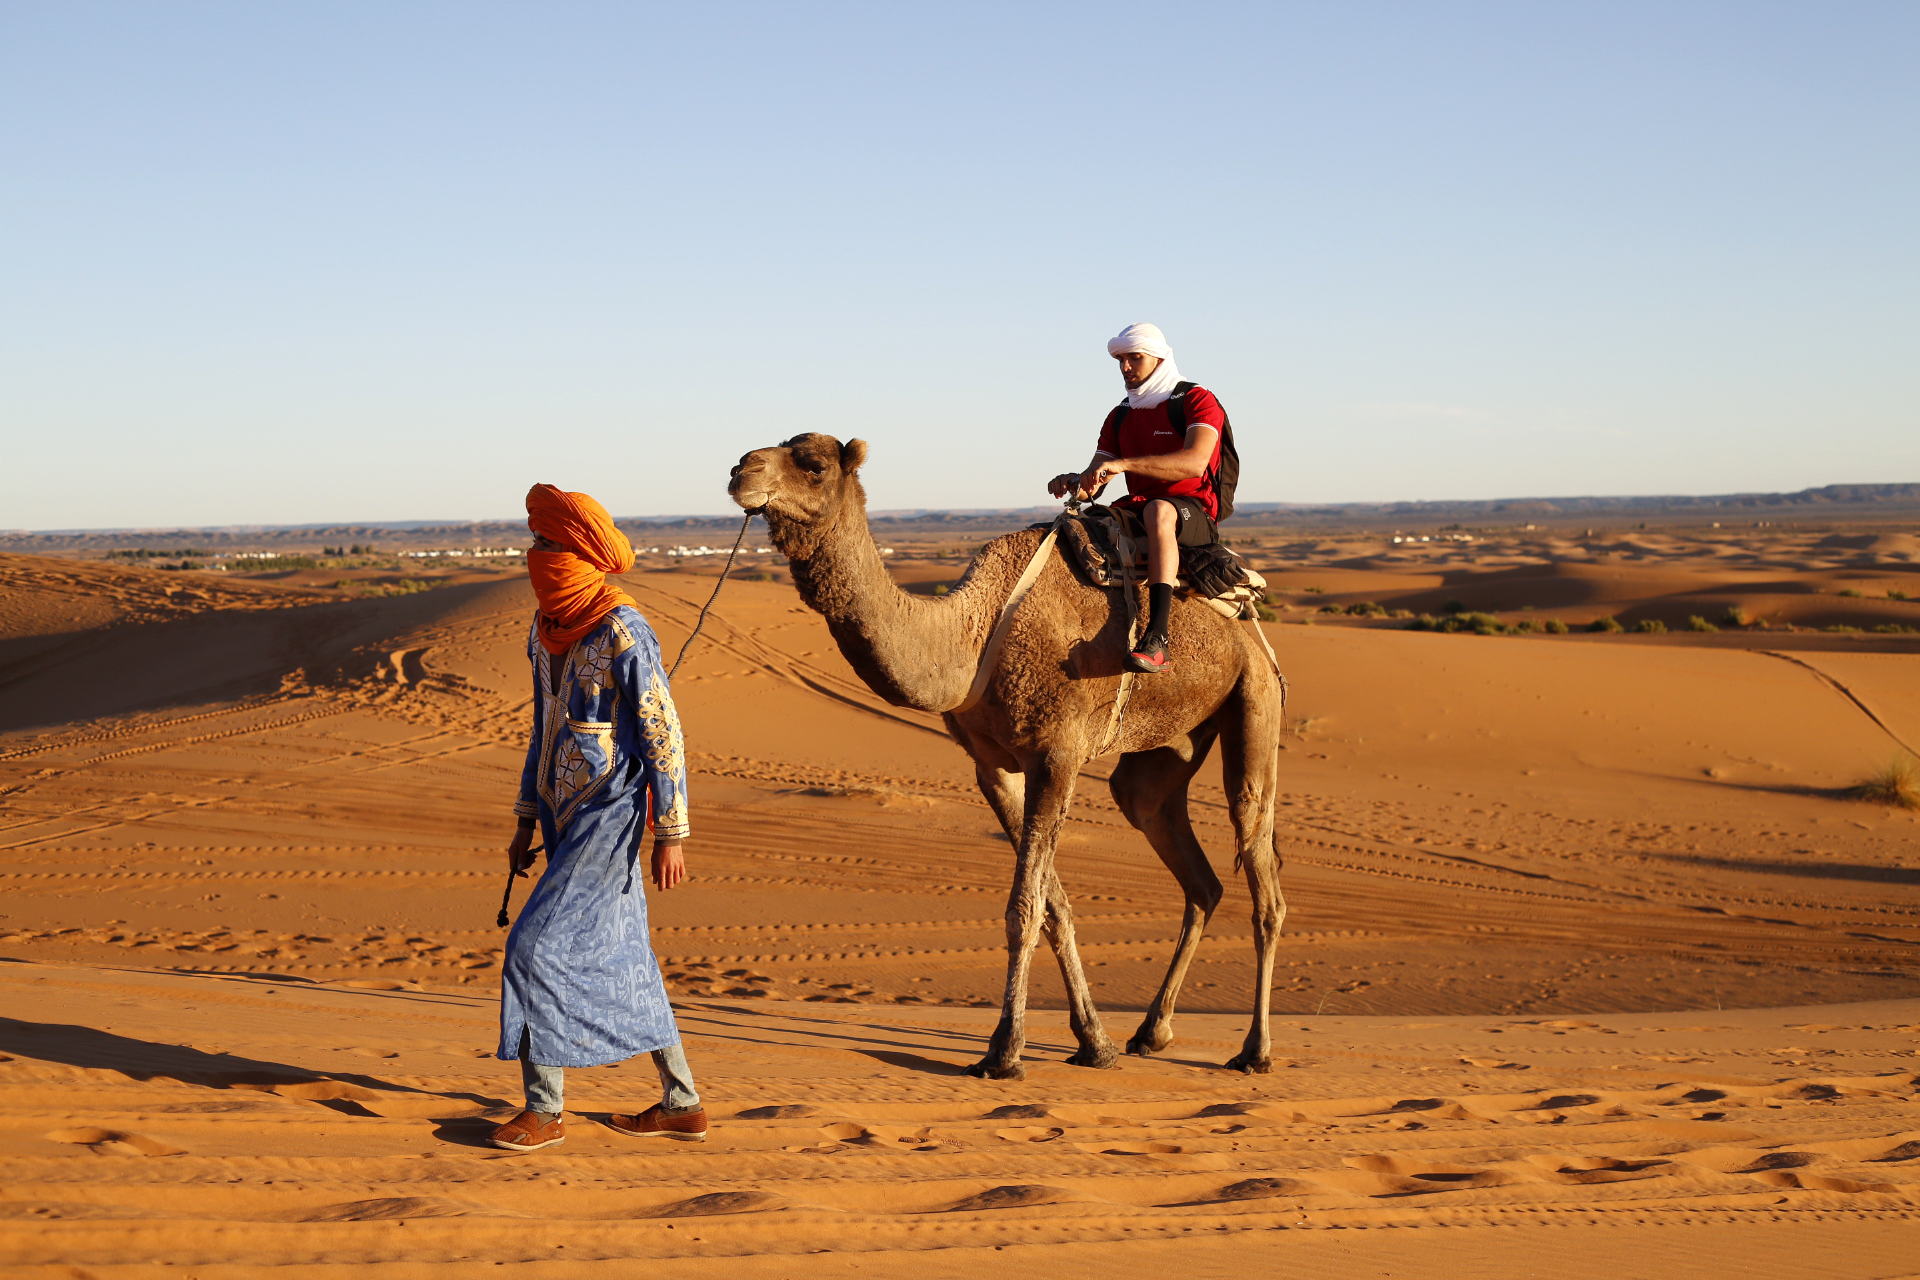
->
[1147, 582, 1173, 636]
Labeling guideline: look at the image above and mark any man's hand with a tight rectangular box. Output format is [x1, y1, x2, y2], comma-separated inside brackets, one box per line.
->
[1079, 458, 1123, 496]
[507, 822, 536, 878]
[652, 841, 686, 891]
[1046, 472, 1086, 500]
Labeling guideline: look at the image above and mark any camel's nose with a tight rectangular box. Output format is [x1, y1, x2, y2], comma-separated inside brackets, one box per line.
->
[728, 456, 771, 509]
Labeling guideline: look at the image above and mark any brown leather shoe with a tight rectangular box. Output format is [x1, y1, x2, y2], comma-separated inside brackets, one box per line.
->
[607, 1104, 708, 1142]
[487, 1110, 565, 1152]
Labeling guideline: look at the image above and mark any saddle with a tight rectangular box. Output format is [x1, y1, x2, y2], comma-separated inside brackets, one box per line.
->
[1047, 504, 1268, 620]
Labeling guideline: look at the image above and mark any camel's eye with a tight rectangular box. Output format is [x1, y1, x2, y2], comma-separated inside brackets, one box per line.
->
[795, 456, 828, 476]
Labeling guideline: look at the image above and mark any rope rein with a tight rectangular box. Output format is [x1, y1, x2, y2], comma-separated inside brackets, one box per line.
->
[669, 513, 755, 683]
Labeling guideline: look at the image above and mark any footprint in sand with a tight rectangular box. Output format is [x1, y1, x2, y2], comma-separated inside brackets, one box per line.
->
[943, 1185, 1087, 1212]
[1210, 1176, 1322, 1201]
[653, 1191, 796, 1217]
[44, 1127, 183, 1157]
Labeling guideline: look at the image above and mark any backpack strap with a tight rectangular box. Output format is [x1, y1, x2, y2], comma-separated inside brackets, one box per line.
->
[1164, 381, 1196, 433]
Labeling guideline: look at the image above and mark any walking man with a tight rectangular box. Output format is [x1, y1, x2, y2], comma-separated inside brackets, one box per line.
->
[488, 483, 708, 1152]
[1048, 323, 1230, 673]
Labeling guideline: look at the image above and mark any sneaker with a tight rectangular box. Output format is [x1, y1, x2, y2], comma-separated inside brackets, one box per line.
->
[606, 1103, 709, 1142]
[487, 1109, 565, 1152]
[1126, 630, 1172, 674]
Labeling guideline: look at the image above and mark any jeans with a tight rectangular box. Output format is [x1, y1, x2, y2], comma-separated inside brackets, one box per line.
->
[518, 1027, 700, 1117]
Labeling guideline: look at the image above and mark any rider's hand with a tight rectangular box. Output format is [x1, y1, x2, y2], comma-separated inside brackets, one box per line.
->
[507, 823, 536, 878]
[652, 841, 686, 891]
[1046, 472, 1084, 500]
[1080, 459, 1122, 497]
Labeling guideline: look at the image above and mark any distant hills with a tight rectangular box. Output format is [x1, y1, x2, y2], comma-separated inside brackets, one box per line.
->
[4, 483, 1915, 554]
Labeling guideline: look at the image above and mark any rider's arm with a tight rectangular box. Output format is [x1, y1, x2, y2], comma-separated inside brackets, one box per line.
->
[1049, 451, 1119, 500]
[1099, 425, 1219, 484]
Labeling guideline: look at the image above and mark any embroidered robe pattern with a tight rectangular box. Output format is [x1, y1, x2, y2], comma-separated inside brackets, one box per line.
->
[500, 604, 691, 1067]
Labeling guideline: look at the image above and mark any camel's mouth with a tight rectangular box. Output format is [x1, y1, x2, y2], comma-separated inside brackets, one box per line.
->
[728, 484, 770, 512]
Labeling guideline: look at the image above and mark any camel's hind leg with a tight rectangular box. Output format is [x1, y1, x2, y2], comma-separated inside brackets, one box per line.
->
[973, 761, 1119, 1071]
[1107, 728, 1223, 1058]
[1218, 682, 1287, 1074]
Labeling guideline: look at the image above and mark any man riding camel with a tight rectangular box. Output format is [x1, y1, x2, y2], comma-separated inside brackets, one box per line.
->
[1048, 323, 1230, 674]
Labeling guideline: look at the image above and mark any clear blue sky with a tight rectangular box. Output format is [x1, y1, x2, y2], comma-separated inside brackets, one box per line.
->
[3, 2, 1914, 530]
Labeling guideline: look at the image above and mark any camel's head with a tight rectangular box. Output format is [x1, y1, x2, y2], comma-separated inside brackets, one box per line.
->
[729, 433, 869, 552]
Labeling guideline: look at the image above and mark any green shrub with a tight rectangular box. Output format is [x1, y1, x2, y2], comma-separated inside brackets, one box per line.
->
[107, 547, 210, 561]
[1636, 618, 1667, 634]
[1722, 605, 1749, 627]
[1823, 624, 1861, 633]
[1872, 623, 1914, 634]
[1344, 601, 1386, 617]
[1853, 756, 1920, 810]
[1407, 611, 1505, 634]
[1255, 604, 1278, 622]
[1686, 615, 1718, 632]
[358, 578, 443, 598]
[932, 584, 949, 596]
[230, 555, 321, 571]
[1511, 619, 1535, 633]
[1302, 586, 1325, 594]
[1889, 589, 1911, 601]
[1838, 588, 1864, 598]
[1542, 618, 1569, 634]
[1589, 616, 1624, 633]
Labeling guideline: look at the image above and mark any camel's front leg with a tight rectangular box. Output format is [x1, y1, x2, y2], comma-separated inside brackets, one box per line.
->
[968, 750, 1080, 1081]
[974, 760, 1118, 1070]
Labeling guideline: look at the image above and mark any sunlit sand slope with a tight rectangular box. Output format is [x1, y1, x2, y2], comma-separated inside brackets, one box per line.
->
[1, 963, 1918, 1276]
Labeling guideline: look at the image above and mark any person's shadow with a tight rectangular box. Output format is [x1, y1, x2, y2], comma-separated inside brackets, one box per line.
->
[0, 1016, 512, 1139]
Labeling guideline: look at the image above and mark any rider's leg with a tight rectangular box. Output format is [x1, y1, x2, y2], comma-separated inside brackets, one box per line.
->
[1144, 499, 1178, 586]
[1144, 499, 1177, 641]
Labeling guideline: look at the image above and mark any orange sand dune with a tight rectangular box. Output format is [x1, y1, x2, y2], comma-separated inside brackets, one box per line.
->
[1, 545, 1917, 1273]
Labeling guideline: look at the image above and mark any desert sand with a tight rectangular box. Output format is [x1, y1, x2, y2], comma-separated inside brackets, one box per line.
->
[1, 521, 1918, 1276]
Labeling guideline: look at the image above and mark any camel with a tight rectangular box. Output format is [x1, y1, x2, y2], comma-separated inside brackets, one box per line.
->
[728, 434, 1287, 1077]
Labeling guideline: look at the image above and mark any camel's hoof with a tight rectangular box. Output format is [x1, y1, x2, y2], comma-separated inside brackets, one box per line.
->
[964, 1060, 1027, 1081]
[1067, 1045, 1121, 1070]
[1125, 1029, 1172, 1058]
[1224, 1054, 1273, 1075]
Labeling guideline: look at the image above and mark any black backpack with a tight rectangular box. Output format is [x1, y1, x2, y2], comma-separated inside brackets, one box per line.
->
[1102, 381, 1242, 520]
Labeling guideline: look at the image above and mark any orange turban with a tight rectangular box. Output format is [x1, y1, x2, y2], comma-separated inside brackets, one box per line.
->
[525, 483, 637, 655]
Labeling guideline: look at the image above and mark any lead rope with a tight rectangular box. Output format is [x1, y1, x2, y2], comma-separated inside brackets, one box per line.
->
[669, 513, 755, 683]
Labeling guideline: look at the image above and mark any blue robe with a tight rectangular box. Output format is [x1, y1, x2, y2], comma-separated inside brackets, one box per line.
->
[497, 605, 691, 1068]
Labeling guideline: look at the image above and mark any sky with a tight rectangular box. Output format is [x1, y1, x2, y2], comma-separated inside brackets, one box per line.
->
[2, 1, 1915, 530]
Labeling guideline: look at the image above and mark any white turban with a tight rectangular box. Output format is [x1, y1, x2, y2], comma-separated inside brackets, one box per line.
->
[1107, 322, 1183, 409]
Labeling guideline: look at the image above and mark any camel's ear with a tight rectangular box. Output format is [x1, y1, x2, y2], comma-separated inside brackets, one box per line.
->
[840, 438, 868, 475]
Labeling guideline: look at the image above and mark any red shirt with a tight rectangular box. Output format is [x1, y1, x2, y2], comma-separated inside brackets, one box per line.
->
[1094, 385, 1227, 518]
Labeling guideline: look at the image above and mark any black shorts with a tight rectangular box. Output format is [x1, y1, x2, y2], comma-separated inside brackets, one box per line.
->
[1121, 495, 1218, 547]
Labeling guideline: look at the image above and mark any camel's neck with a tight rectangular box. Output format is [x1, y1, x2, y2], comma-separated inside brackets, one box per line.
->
[774, 500, 987, 713]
